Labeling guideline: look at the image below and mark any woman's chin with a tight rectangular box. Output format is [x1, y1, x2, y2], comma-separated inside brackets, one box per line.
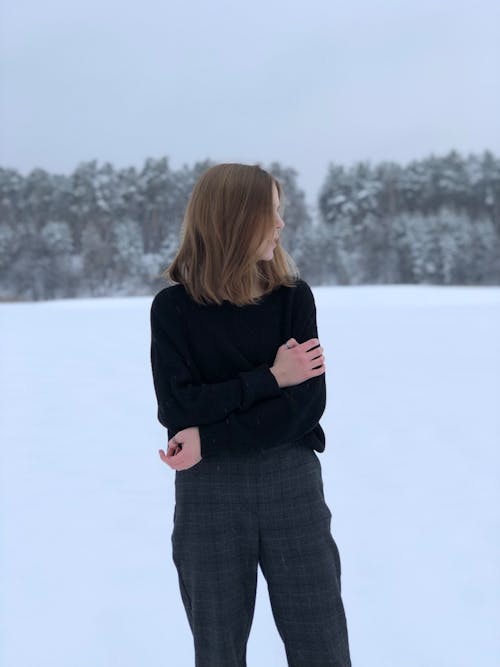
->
[257, 244, 277, 262]
[266, 245, 277, 259]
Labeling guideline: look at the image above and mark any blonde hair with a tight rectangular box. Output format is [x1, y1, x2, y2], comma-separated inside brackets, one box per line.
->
[163, 163, 299, 306]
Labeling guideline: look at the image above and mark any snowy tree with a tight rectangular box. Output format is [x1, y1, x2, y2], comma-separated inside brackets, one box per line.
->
[1, 151, 499, 299]
[0, 168, 24, 226]
[41, 220, 73, 254]
[39, 221, 74, 298]
[112, 218, 143, 287]
[0, 223, 18, 298]
[81, 222, 114, 295]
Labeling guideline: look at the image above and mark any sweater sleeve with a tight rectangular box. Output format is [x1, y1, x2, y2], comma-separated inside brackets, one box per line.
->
[150, 294, 282, 434]
[198, 280, 326, 457]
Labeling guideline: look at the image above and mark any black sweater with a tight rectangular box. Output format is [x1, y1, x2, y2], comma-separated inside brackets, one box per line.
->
[149, 278, 326, 458]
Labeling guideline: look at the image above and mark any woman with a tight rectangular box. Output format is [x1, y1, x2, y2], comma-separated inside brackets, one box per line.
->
[150, 163, 351, 666]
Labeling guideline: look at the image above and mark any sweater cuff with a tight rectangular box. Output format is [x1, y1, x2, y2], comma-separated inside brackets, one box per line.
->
[199, 365, 281, 459]
[238, 363, 282, 409]
[198, 420, 229, 458]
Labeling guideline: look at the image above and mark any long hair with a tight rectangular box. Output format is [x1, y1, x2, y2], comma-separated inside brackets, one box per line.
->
[163, 163, 300, 306]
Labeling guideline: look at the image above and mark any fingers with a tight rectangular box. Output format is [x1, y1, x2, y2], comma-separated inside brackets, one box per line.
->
[301, 337, 320, 351]
[284, 337, 326, 377]
[159, 445, 180, 459]
[307, 345, 326, 373]
[159, 436, 182, 466]
[160, 432, 202, 471]
[159, 447, 185, 469]
[285, 337, 320, 352]
[159, 448, 171, 464]
[305, 344, 325, 364]
[168, 435, 181, 448]
[159, 447, 201, 471]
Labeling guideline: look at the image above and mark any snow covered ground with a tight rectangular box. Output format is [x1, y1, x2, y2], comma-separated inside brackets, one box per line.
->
[1, 285, 499, 667]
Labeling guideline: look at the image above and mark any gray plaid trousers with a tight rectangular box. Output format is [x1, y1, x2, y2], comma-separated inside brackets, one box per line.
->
[171, 440, 352, 667]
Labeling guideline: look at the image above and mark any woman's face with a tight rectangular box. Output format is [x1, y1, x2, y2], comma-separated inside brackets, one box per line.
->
[256, 182, 285, 261]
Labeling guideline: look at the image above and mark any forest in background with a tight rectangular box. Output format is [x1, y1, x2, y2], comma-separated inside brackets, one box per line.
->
[0, 150, 499, 301]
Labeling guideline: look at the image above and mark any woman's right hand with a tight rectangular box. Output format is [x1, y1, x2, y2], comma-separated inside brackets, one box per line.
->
[270, 337, 326, 388]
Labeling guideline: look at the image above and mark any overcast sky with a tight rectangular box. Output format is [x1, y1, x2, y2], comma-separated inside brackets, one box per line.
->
[1, 0, 499, 207]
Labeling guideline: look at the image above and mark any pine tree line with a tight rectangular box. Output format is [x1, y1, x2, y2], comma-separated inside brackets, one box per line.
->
[0, 150, 498, 301]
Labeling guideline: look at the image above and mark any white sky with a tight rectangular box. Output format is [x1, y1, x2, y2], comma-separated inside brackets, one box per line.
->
[1, 0, 499, 206]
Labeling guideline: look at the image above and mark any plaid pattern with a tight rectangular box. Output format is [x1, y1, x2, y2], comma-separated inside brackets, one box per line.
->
[171, 441, 352, 667]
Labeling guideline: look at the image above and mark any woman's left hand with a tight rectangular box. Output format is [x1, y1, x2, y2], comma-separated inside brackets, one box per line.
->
[159, 426, 202, 471]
